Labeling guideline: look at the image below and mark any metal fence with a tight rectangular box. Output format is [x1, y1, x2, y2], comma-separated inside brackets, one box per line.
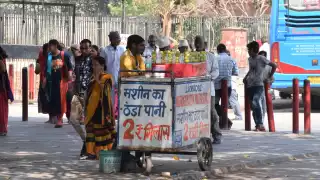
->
[0, 4, 270, 101]
[1, 13, 269, 48]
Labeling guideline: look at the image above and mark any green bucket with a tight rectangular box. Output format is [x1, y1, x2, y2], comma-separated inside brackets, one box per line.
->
[99, 150, 122, 173]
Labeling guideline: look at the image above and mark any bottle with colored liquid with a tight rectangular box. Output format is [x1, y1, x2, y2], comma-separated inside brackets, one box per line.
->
[167, 51, 172, 64]
[184, 52, 190, 63]
[175, 51, 180, 63]
[151, 51, 157, 64]
[145, 56, 152, 77]
[160, 51, 165, 64]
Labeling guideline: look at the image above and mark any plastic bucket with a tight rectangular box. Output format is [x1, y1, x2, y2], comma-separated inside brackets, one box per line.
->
[99, 150, 122, 173]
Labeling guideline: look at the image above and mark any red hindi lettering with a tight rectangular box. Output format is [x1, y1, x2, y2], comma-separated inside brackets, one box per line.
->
[159, 125, 170, 141]
[199, 122, 210, 136]
[183, 123, 189, 141]
[176, 94, 195, 107]
[135, 124, 143, 140]
[152, 125, 160, 140]
[188, 122, 199, 139]
[195, 93, 210, 104]
[144, 122, 153, 141]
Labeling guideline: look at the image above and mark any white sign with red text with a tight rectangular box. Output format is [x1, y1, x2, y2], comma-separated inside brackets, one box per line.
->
[173, 81, 211, 148]
[118, 83, 172, 149]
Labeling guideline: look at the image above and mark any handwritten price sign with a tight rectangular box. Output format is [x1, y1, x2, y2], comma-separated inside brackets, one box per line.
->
[174, 81, 211, 148]
[118, 83, 172, 149]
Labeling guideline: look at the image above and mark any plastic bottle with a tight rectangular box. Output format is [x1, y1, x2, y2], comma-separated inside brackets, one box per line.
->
[175, 51, 180, 64]
[184, 52, 190, 63]
[151, 51, 157, 64]
[168, 51, 172, 64]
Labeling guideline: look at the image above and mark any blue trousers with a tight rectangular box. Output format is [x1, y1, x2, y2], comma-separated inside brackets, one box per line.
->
[247, 86, 264, 127]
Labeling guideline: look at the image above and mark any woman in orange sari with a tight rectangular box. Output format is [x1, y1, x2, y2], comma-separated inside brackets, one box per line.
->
[84, 56, 116, 160]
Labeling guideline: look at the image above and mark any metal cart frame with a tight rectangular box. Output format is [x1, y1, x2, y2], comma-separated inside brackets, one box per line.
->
[117, 70, 213, 174]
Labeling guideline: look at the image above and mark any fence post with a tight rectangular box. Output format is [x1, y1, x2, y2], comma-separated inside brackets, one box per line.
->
[304, 79, 311, 134]
[22, 67, 28, 121]
[221, 79, 229, 130]
[292, 78, 299, 134]
[9, 64, 14, 95]
[97, 16, 103, 47]
[264, 82, 275, 132]
[245, 84, 251, 131]
[28, 64, 34, 101]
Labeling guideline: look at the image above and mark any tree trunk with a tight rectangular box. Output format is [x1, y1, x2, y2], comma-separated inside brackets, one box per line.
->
[178, 17, 184, 38]
[162, 14, 172, 37]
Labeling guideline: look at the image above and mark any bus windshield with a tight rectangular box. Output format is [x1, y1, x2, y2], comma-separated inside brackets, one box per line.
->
[285, 0, 320, 11]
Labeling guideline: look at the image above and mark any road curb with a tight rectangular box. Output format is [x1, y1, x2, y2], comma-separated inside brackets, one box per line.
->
[172, 152, 320, 180]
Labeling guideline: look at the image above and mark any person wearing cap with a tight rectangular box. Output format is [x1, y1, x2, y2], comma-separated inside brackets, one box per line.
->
[178, 39, 189, 54]
[100, 31, 125, 119]
[143, 35, 159, 62]
[158, 36, 171, 51]
[194, 35, 221, 144]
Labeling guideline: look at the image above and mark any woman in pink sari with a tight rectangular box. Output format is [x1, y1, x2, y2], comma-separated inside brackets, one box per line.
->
[0, 46, 14, 136]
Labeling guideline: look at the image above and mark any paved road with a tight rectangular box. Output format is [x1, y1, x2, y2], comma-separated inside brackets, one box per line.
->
[2, 112, 320, 179]
[2, 88, 320, 179]
[213, 155, 320, 180]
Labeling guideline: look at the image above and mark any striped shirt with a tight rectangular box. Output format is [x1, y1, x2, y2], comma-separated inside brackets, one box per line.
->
[214, 53, 235, 89]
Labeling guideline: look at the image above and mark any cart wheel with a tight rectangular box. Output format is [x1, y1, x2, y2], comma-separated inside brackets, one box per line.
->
[197, 137, 213, 171]
[144, 155, 153, 175]
[135, 151, 143, 168]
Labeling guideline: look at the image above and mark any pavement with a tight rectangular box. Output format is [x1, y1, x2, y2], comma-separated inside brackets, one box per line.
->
[213, 155, 320, 180]
[1, 102, 320, 180]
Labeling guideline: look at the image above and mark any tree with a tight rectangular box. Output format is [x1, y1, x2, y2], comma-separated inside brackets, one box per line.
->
[108, 0, 153, 16]
[108, 0, 198, 37]
[151, 0, 197, 36]
[199, 0, 270, 17]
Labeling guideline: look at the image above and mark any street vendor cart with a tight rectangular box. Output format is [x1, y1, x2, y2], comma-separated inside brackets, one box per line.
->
[117, 61, 213, 174]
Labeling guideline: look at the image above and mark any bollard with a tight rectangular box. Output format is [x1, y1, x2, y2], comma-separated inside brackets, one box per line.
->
[244, 83, 251, 131]
[221, 79, 229, 130]
[292, 78, 299, 134]
[304, 79, 311, 134]
[264, 82, 275, 132]
[9, 64, 14, 94]
[28, 64, 35, 100]
[22, 67, 28, 121]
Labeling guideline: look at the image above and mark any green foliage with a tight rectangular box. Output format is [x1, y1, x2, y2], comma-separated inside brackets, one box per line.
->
[108, 0, 152, 16]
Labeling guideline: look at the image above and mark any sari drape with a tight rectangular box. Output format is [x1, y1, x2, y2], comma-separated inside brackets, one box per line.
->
[85, 73, 116, 159]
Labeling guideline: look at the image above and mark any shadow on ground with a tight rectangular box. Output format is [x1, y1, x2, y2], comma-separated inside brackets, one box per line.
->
[213, 156, 320, 180]
[1, 119, 320, 179]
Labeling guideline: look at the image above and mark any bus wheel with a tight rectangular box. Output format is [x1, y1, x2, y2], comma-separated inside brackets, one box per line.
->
[279, 92, 289, 99]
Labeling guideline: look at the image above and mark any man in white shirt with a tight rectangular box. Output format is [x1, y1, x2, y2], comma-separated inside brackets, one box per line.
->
[143, 35, 159, 61]
[259, 37, 270, 60]
[100, 31, 125, 118]
[195, 36, 221, 144]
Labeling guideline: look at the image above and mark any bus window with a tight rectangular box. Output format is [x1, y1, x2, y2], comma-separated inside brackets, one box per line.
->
[285, 0, 320, 11]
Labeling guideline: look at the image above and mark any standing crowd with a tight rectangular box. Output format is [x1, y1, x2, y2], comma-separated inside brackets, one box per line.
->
[0, 32, 276, 159]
